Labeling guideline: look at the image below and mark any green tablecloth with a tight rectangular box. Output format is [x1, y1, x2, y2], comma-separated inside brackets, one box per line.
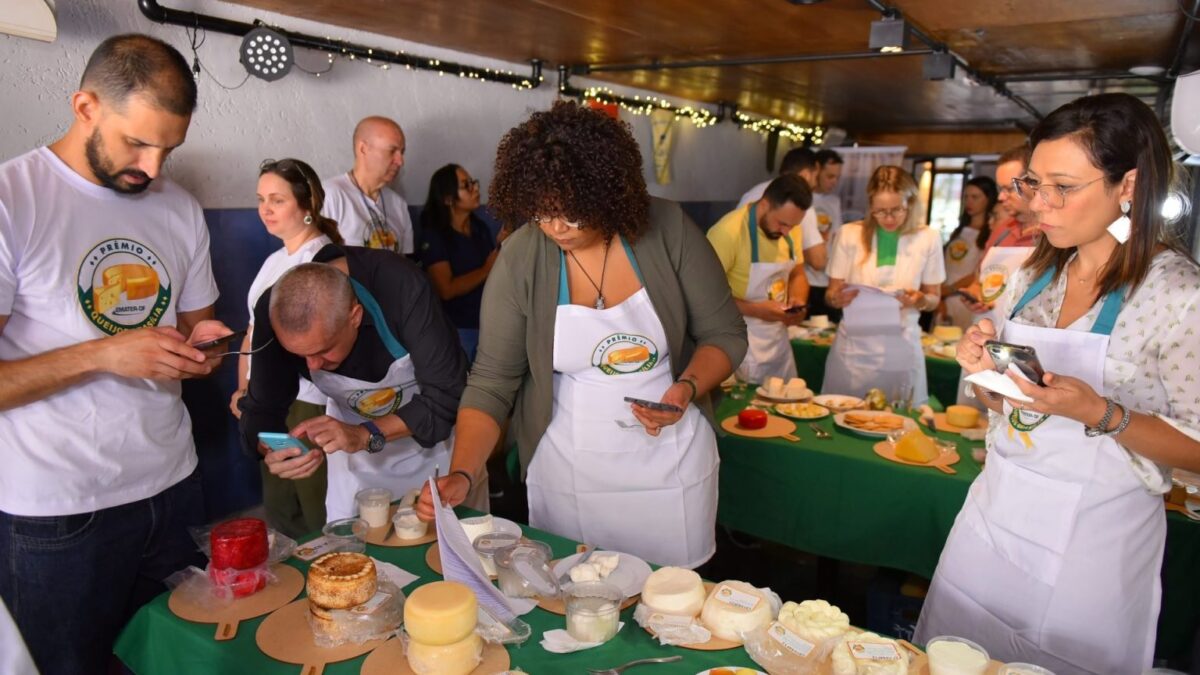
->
[114, 510, 761, 675]
[714, 396, 1200, 663]
[792, 338, 962, 407]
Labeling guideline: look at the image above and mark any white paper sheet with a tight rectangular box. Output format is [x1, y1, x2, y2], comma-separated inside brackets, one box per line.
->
[841, 290, 902, 333]
[964, 368, 1035, 403]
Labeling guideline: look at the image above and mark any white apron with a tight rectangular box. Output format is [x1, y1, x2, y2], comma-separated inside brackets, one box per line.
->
[822, 234, 927, 404]
[310, 279, 452, 521]
[942, 228, 983, 329]
[916, 270, 1163, 674]
[736, 204, 798, 384]
[527, 240, 719, 568]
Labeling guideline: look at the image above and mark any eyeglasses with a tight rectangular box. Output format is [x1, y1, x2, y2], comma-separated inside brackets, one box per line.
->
[1011, 176, 1103, 209]
[459, 178, 479, 191]
[534, 215, 582, 229]
[870, 206, 909, 221]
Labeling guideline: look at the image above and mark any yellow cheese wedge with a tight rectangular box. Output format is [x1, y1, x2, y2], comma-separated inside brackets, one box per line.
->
[406, 632, 482, 675]
[932, 325, 962, 342]
[607, 345, 649, 365]
[945, 405, 980, 429]
[404, 581, 477, 646]
[94, 282, 122, 314]
[894, 429, 939, 463]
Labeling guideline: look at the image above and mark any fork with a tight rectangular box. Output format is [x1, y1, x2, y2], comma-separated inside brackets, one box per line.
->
[809, 423, 832, 440]
[587, 655, 683, 675]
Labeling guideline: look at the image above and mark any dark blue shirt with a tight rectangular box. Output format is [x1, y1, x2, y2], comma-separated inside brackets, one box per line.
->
[418, 214, 496, 329]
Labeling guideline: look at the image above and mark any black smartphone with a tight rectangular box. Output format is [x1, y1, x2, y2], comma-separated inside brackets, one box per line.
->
[984, 340, 1046, 386]
[193, 329, 248, 351]
[952, 289, 981, 305]
[784, 304, 808, 314]
[623, 396, 684, 413]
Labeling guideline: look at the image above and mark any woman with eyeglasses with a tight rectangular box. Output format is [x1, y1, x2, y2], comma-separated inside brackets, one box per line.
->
[417, 164, 509, 362]
[916, 93, 1200, 672]
[822, 166, 946, 406]
[228, 158, 343, 537]
[414, 101, 746, 568]
[940, 176, 998, 329]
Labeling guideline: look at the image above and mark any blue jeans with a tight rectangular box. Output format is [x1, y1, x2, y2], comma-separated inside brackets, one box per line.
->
[458, 328, 479, 364]
[0, 470, 205, 675]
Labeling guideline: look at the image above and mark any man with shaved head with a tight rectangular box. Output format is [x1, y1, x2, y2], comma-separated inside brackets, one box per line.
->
[0, 34, 231, 673]
[322, 116, 415, 254]
[238, 245, 486, 521]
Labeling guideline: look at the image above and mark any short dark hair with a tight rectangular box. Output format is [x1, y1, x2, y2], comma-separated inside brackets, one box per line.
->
[258, 158, 343, 246]
[763, 174, 813, 210]
[997, 143, 1031, 170]
[815, 149, 844, 167]
[779, 147, 818, 175]
[80, 34, 197, 116]
[270, 263, 355, 336]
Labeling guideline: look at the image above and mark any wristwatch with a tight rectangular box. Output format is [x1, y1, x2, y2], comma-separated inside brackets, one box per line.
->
[360, 421, 386, 453]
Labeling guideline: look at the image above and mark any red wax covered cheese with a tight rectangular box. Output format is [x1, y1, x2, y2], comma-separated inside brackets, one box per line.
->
[210, 518, 269, 570]
[738, 408, 768, 430]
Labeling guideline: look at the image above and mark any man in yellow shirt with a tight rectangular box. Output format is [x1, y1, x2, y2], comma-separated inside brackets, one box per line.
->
[707, 174, 811, 382]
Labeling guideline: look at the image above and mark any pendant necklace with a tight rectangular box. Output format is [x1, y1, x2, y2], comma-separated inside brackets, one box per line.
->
[568, 238, 612, 309]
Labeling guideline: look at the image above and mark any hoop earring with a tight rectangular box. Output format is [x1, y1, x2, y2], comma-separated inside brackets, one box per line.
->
[303, 214, 313, 225]
[1107, 200, 1131, 244]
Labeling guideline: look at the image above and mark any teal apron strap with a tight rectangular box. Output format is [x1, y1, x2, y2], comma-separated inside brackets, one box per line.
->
[747, 204, 760, 263]
[1009, 268, 1126, 336]
[349, 278, 408, 359]
[782, 228, 795, 261]
[1009, 268, 1055, 319]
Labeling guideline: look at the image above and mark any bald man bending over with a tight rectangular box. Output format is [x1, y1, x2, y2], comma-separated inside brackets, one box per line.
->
[322, 116, 414, 254]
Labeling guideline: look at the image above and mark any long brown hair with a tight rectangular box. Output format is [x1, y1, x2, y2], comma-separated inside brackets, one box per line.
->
[1023, 93, 1190, 297]
[859, 165, 923, 264]
[258, 158, 344, 246]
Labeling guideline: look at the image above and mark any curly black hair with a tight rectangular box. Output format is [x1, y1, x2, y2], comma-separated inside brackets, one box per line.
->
[489, 100, 650, 242]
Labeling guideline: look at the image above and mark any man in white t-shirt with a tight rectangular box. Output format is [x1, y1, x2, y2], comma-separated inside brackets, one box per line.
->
[808, 148, 845, 321]
[0, 34, 230, 674]
[323, 116, 415, 255]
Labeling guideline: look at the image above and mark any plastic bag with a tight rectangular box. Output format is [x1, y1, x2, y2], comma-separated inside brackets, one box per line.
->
[189, 522, 297, 565]
[632, 602, 711, 646]
[400, 627, 483, 675]
[308, 579, 405, 648]
[743, 622, 838, 675]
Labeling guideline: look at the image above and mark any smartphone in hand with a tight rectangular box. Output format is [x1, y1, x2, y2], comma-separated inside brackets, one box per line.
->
[984, 340, 1046, 386]
[623, 396, 684, 413]
[258, 432, 311, 454]
[784, 304, 807, 314]
[194, 329, 248, 351]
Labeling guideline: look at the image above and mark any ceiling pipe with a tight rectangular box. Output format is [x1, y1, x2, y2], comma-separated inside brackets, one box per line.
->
[135, 0, 543, 88]
[577, 48, 933, 75]
[863, 0, 1043, 121]
[1000, 71, 1169, 84]
[1158, 0, 1200, 117]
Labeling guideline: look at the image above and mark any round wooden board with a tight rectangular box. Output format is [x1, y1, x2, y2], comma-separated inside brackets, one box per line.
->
[363, 505, 437, 547]
[359, 635, 511, 675]
[720, 414, 798, 441]
[873, 441, 961, 475]
[932, 412, 988, 435]
[255, 599, 387, 675]
[908, 653, 1005, 674]
[641, 583, 741, 651]
[169, 564, 305, 641]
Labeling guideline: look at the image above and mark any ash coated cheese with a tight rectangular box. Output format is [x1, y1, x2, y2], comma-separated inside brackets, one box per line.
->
[640, 566, 706, 617]
[699, 580, 774, 642]
[945, 405, 980, 429]
[405, 632, 482, 675]
[777, 599, 850, 643]
[830, 630, 908, 675]
[404, 581, 477, 646]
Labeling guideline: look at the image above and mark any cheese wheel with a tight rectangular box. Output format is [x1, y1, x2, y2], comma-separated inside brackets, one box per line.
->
[831, 630, 908, 675]
[459, 514, 494, 543]
[406, 632, 482, 675]
[404, 581, 477, 646]
[946, 405, 980, 429]
[307, 552, 376, 609]
[640, 566, 706, 617]
[932, 325, 963, 342]
[894, 429, 939, 463]
[700, 580, 774, 642]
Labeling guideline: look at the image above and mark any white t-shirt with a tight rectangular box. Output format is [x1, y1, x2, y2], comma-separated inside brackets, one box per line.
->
[806, 192, 844, 287]
[829, 222, 946, 319]
[738, 178, 824, 282]
[322, 173, 413, 254]
[246, 235, 331, 405]
[0, 147, 219, 516]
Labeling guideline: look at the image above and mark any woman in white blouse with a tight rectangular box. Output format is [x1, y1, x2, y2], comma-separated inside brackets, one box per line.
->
[916, 93, 1200, 673]
[822, 166, 946, 405]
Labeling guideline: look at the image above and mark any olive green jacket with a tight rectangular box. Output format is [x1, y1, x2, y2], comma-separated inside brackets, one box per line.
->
[460, 198, 748, 477]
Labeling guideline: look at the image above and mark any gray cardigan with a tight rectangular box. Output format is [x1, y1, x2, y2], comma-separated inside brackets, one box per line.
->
[460, 198, 748, 477]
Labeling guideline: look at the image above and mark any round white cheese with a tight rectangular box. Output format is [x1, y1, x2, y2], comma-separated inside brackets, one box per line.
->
[459, 514, 494, 543]
[699, 580, 774, 642]
[830, 630, 908, 675]
[777, 599, 850, 643]
[640, 566, 706, 617]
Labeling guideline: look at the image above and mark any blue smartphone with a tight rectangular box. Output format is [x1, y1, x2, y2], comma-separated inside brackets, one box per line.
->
[258, 432, 310, 454]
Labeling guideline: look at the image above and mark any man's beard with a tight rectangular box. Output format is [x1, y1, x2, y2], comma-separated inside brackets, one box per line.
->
[85, 129, 152, 194]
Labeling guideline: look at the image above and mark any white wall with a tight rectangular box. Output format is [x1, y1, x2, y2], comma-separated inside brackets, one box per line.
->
[0, 0, 781, 208]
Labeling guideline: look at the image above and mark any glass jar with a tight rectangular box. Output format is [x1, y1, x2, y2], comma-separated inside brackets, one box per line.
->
[355, 487, 393, 528]
[391, 506, 428, 540]
[321, 518, 369, 553]
[565, 580, 622, 644]
[494, 540, 554, 598]
[472, 531, 520, 576]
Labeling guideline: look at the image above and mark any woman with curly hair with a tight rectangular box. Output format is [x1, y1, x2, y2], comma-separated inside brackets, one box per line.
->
[416, 101, 746, 567]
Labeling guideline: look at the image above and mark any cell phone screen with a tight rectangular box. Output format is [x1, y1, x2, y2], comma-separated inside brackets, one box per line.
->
[194, 329, 247, 351]
[985, 341, 1046, 386]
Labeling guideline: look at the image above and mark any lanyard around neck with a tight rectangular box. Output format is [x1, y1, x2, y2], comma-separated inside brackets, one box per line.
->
[349, 172, 388, 236]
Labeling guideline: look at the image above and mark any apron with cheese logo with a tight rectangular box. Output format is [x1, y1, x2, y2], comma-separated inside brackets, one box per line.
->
[917, 270, 1162, 673]
[942, 227, 983, 329]
[736, 204, 798, 384]
[527, 238, 719, 568]
[310, 279, 452, 521]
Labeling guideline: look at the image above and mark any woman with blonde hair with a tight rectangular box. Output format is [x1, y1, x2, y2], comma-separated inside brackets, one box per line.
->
[822, 165, 945, 405]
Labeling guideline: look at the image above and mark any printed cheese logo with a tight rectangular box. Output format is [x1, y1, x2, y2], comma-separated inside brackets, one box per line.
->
[767, 276, 788, 303]
[592, 333, 659, 375]
[77, 238, 171, 335]
[979, 263, 1009, 304]
[948, 240, 970, 261]
[349, 387, 403, 419]
[816, 209, 832, 234]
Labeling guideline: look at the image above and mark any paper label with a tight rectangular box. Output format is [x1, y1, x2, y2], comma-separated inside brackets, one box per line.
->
[648, 612, 697, 627]
[292, 536, 338, 561]
[351, 591, 392, 615]
[847, 640, 901, 660]
[713, 584, 761, 611]
[768, 621, 815, 657]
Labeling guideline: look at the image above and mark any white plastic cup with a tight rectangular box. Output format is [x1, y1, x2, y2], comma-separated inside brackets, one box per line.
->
[355, 487, 393, 528]
[926, 635, 990, 675]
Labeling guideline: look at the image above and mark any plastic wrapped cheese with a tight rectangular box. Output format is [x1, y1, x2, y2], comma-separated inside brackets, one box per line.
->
[699, 580, 775, 642]
[777, 599, 850, 643]
[830, 630, 909, 675]
[405, 632, 482, 675]
[640, 567, 707, 617]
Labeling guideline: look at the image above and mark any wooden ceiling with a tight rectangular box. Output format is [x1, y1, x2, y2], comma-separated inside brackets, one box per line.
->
[225, 0, 1198, 132]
